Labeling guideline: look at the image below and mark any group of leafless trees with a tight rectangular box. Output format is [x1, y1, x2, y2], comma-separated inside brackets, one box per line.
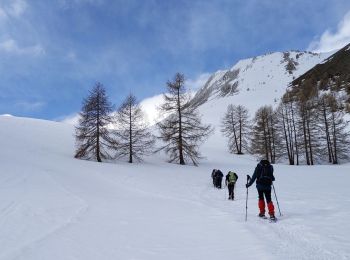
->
[75, 83, 155, 163]
[75, 73, 212, 165]
[75, 72, 349, 166]
[221, 85, 350, 165]
[273, 88, 350, 165]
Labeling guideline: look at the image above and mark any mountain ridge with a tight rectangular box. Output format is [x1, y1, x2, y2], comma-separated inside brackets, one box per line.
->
[191, 50, 333, 111]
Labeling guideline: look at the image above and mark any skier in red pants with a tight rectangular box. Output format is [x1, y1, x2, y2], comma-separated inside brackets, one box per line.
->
[246, 159, 276, 221]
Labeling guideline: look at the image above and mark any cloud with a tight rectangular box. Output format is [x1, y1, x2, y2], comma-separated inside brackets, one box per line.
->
[64, 51, 77, 62]
[0, 0, 27, 20]
[58, 113, 80, 125]
[0, 7, 6, 21]
[0, 38, 44, 55]
[58, 0, 104, 9]
[185, 73, 211, 91]
[15, 101, 45, 111]
[7, 0, 27, 17]
[308, 11, 350, 52]
[139, 94, 165, 125]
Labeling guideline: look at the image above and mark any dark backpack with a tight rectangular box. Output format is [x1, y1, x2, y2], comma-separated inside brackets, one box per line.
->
[257, 163, 273, 186]
[216, 170, 223, 178]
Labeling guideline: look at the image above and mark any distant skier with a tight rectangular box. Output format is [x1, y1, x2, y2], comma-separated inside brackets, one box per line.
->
[225, 171, 238, 200]
[211, 169, 217, 187]
[215, 169, 224, 189]
[246, 159, 276, 221]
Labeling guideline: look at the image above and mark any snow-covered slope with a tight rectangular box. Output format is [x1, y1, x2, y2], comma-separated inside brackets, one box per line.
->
[1, 113, 350, 259]
[192, 51, 332, 127]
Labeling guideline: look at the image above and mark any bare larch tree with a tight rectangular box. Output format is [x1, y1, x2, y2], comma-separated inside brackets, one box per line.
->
[74, 82, 115, 162]
[221, 104, 250, 154]
[157, 73, 212, 166]
[275, 93, 301, 165]
[114, 94, 155, 163]
[251, 105, 279, 163]
[318, 93, 350, 164]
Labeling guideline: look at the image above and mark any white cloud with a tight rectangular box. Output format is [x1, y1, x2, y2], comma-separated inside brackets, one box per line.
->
[58, 113, 80, 125]
[64, 50, 77, 62]
[0, 7, 7, 21]
[0, 38, 44, 56]
[308, 11, 350, 52]
[0, 0, 27, 20]
[185, 73, 211, 91]
[15, 101, 45, 111]
[139, 94, 164, 125]
[7, 0, 27, 17]
[58, 0, 104, 9]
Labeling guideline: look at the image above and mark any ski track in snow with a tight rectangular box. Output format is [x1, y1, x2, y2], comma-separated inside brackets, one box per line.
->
[8, 171, 90, 260]
[197, 188, 340, 260]
[0, 169, 89, 260]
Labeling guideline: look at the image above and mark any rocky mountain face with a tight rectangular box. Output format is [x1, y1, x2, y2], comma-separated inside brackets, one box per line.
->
[191, 50, 332, 110]
[290, 43, 350, 112]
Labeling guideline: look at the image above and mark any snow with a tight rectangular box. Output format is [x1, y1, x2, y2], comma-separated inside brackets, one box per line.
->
[1, 112, 350, 259]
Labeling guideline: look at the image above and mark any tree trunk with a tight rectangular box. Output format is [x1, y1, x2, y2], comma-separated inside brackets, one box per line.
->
[267, 117, 273, 163]
[290, 102, 299, 165]
[331, 111, 338, 164]
[282, 107, 293, 165]
[321, 100, 332, 163]
[129, 102, 133, 163]
[285, 107, 294, 164]
[306, 111, 314, 165]
[96, 95, 102, 162]
[231, 113, 239, 154]
[177, 88, 185, 165]
[262, 117, 269, 161]
[270, 118, 276, 164]
[302, 111, 310, 165]
[239, 117, 242, 154]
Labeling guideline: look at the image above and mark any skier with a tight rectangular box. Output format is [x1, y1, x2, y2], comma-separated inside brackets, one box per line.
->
[246, 159, 276, 221]
[225, 171, 238, 200]
[215, 169, 224, 189]
[211, 169, 217, 187]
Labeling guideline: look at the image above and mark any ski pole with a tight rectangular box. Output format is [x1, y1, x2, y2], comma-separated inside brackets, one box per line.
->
[234, 182, 236, 200]
[272, 183, 282, 216]
[245, 175, 251, 221]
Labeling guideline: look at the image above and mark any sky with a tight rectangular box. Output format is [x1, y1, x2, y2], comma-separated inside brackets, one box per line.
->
[1, 0, 350, 121]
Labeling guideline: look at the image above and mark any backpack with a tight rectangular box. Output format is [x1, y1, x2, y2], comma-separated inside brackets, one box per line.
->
[216, 170, 223, 178]
[257, 162, 273, 186]
[227, 171, 237, 184]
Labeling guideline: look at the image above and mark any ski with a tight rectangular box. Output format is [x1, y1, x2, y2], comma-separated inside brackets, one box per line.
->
[269, 218, 278, 223]
[258, 215, 278, 223]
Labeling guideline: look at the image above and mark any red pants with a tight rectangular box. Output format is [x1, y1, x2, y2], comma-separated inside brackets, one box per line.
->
[258, 189, 275, 216]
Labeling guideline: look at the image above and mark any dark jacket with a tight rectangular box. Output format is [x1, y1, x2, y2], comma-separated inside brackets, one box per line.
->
[247, 160, 275, 190]
[216, 170, 223, 179]
[211, 169, 216, 179]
